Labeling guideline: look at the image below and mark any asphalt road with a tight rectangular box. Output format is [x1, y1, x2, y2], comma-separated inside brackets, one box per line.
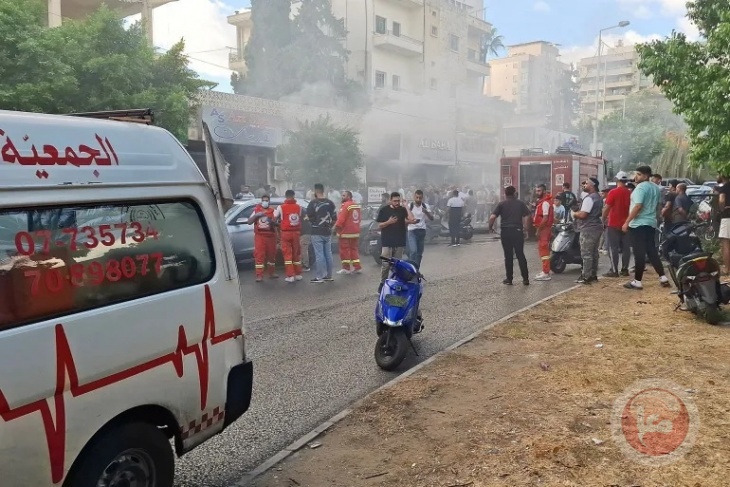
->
[173, 235, 586, 487]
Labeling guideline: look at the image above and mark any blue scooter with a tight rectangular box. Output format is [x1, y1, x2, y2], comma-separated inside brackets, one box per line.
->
[375, 257, 425, 371]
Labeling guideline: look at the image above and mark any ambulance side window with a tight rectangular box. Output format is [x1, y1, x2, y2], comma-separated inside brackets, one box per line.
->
[0, 199, 215, 331]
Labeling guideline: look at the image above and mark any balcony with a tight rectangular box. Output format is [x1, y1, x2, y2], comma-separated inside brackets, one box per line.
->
[467, 15, 492, 36]
[373, 31, 423, 57]
[381, 0, 424, 8]
[227, 8, 252, 27]
[60, 0, 177, 19]
[229, 49, 247, 73]
[466, 50, 490, 76]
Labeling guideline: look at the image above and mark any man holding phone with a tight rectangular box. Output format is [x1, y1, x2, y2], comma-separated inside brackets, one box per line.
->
[377, 192, 417, 291]
[407, 189, 434, 268]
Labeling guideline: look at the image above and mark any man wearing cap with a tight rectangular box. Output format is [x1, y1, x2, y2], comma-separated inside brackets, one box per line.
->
[602, 172, 632, 277]
[622, 166, 671, 290]
[571, 177, 603, 284]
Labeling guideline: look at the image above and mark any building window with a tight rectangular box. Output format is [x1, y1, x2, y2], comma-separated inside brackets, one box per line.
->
[392, 21, 401, 37]
[431, 25, 438, 37]
[430, 78, 438, 90]
[450, 34, 459, 52]
[375, 71, 386, 89]
[392, 75, 400, 91]
[375, 16, 387, 34]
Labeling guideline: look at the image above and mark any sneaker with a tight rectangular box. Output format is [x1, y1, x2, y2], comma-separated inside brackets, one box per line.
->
[323, 276, 334, 282]
[337, 269, 352, 275]
[255, 276, 263, 283]
[523, 279, 530, 286]
[623, 280, 643, 290]
[303, 267, 311, 272]
[502, 279, 513, 285]
[659, 276, 671, 288]
[455, 243, 461, 247]
[534, 272, 551, 281]
[310, 278, 324, 284]
[294, 275, 303, 281]
[353, 268, 363, 274]
[587, 276, 598, 283]
[575, 276, 591, 284]
[620, 269, 630, 277]
[602, 271, 619, 278]
[284, 277, 295, 283]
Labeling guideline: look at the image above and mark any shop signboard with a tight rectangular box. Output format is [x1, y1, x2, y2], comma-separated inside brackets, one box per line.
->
[202, 106, 283, 148]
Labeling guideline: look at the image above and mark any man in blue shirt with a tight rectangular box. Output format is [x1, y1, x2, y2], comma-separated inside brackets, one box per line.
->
[622, 165, 670, 290]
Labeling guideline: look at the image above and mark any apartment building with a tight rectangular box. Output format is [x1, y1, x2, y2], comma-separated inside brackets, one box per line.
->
[577, 41, 653, 119]
[46, 0, 176, 43]
[487, 41, 569, 118]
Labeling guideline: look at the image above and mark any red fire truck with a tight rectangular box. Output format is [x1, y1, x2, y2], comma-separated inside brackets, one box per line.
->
[499, 149, 607, 202]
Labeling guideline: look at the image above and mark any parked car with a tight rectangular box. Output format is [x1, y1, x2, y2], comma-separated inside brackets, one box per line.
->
[686, 184, 714, 198]
[225, 198, 372, 265]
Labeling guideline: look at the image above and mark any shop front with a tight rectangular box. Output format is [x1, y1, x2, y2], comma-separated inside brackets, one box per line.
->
[405, 134, 457, 185]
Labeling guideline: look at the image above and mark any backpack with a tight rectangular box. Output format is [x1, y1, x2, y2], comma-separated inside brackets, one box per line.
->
[409, 202, 428, 212]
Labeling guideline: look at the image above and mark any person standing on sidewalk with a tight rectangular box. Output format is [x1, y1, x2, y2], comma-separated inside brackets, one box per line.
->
[622, 166, 671, 290]
[300, 207, 312, 272]
[602, 172, 632, 278]
[533, 184, 554, 281]
[306, 183, 337, 283]
[488, 186, 531, 286]
[407, 189, 434, 269]
[571, 177, 603, 284]
[247, 194, 279, 282]
[377, 192, 417, 292]
[334, 191, 363, 275]
[274, 190, 303, 283]
[446, 190, 465, 247]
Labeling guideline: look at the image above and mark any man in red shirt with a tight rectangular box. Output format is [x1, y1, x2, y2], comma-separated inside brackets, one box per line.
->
[247, 194, 279, 282]
[602, 172, 632, 277]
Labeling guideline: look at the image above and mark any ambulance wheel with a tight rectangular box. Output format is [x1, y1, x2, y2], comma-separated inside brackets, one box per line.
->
[64, 422, 174, 487]
[550, 254, 566, 274]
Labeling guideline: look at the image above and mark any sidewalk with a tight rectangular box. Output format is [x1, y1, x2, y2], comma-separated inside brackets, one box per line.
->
[251, 279, 730, 487]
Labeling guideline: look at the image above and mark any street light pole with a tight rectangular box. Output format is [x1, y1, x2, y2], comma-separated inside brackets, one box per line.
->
[591, 21, 629, 157]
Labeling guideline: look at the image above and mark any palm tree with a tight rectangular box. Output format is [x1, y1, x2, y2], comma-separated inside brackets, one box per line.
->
[480, 28, 505, 63]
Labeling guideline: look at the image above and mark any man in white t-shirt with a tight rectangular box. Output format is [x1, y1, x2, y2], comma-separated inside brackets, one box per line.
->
[447, 189, 465, 246]
[406, 189, 434, 268]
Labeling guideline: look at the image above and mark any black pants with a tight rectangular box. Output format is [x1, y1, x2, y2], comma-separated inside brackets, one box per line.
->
[501, 228, 529, 281]
[629, 225, 665, 281]
[449, 208, 462, 244]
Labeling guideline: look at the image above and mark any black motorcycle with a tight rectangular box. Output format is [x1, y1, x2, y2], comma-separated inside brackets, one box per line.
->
[662, 221, 730, 324]
[549, 220, 582, 273]
[436, 208, 474, 242]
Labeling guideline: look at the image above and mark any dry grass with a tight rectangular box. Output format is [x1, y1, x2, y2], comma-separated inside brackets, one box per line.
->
[254, 281, 730, 487]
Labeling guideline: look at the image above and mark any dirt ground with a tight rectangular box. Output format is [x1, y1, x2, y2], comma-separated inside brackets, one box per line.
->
[252, 279, 730, 487]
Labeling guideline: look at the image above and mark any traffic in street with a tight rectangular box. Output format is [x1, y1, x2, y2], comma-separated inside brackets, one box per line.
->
[173, 236, 583, 487]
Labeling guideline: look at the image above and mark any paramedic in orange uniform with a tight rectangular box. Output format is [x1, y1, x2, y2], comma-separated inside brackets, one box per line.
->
[334, 191, 362, 274]
[533, 183, 555, 281]
[274, 190, 303, 283]
[247, 194, 279, 282]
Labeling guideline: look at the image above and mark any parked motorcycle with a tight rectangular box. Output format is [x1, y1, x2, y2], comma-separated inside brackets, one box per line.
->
[436, 208, 474, 241]
[662, 221, 730, 325]
[550, 220, 582, 273]
[374, 257, 425, 371]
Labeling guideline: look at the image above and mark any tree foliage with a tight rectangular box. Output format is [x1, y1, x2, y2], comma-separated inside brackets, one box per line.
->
[578, 91, 685, 170]
[636, 0, 730, 173]
[480, 28, 505, 61]
[547, 64, 581, 133]
[279, 116, 363, 189]
[232, 0, 366, 109]
[0, 0, 212, 141]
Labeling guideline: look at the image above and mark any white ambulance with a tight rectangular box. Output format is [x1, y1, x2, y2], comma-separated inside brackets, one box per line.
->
[0, 110, 253, 486]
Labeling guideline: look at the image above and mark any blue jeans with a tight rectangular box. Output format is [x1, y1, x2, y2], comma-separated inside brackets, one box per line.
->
[407, 229, 426, 268]
[311, 234, 333, 279]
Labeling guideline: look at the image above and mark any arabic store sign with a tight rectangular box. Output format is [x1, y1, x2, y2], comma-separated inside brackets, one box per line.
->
[416, 136, 456, 165]
[1, 128, 119, 168]
[202, 106, 283, 148]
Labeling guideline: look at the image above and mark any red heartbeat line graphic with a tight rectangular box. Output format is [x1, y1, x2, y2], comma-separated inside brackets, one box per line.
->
[0, 285, 242, 485]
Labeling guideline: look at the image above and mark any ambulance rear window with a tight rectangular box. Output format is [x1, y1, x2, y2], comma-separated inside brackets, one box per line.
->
[0, 200, 215, 330]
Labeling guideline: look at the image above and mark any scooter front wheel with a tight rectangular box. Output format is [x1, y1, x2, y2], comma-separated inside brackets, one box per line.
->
[374, 328, 409, 371]
[550, 253, 567, 274]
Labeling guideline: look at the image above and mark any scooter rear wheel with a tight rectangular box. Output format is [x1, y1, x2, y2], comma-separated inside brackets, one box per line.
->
[374, 329, 409, 371]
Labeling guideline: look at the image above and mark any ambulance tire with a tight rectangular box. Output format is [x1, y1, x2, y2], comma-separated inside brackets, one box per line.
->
[64, 421, 174, 487]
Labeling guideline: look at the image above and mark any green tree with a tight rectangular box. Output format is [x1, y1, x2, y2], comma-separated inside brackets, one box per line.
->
[636, 0, 730, 173]
[480, 27, 505, 62]
[0, 0, 210, 141]
[279, 116, 363, 189]
[548, 64, 580, 132]
[578, 91, 684, 170]
[231, 0, 293, 97]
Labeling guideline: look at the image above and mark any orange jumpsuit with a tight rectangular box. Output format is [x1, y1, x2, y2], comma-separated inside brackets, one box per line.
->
[534, 194, 554, 274]
[251, 204, 278, 279]
[276, 200, 303, 278]
[335, 199, 362, 271]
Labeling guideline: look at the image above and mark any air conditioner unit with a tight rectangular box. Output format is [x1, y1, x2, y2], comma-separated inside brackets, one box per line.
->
[273, 166, 287, 181]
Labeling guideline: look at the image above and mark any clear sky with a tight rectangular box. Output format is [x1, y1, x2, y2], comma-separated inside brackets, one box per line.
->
[141, 0, 698, 94]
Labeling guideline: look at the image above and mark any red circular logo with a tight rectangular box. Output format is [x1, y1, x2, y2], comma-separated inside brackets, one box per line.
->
[621, 388, 690, 456]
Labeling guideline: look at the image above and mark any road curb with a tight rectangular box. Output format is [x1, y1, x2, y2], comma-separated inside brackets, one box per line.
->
[231, 284, 581, 487]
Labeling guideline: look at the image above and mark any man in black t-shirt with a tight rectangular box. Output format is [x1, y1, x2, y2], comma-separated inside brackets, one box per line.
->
[488, 186, 531, 285]
[377, 192, 416, 287]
